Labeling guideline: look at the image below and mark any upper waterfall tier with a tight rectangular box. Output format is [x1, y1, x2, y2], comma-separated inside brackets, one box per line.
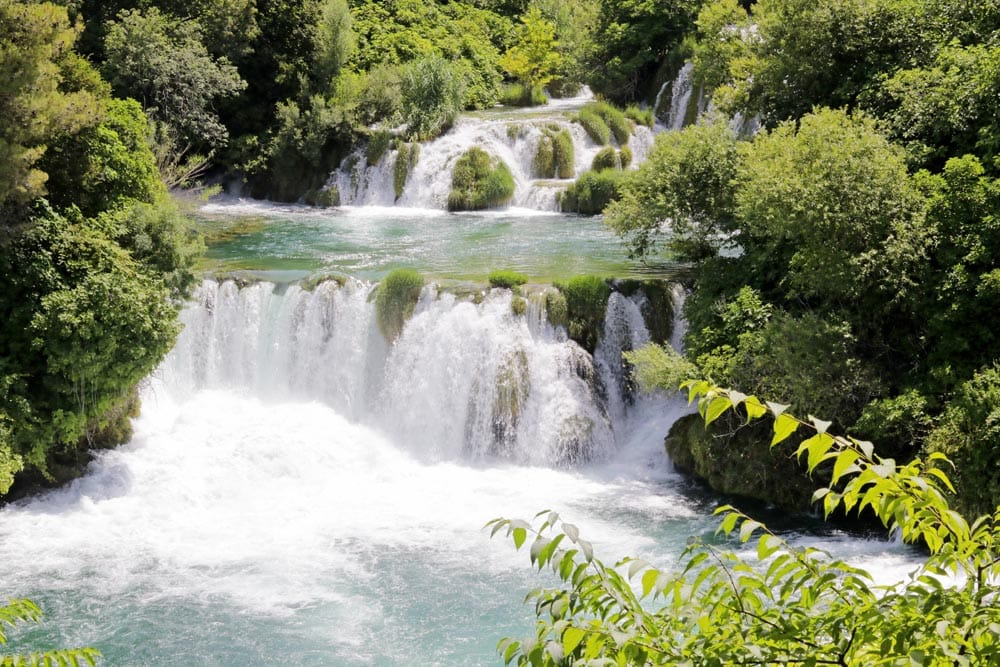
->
[158, 278, 678, 467]
[330, 90, 655, 211]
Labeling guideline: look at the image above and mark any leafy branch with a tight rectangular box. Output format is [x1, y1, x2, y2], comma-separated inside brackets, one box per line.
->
[490, 381, 1000, 665]
[0, 599, 100, 667]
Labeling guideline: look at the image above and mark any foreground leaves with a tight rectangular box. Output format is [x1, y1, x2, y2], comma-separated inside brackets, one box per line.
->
[490, 382, 1000, 665]
[0, 599, 100, 666]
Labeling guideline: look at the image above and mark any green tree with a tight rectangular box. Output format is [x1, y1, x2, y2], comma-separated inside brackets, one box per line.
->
[0, 2, 102, 207]
[400, 55, 466, 140]
[102, 7, 246, 149]
[586, 0, 700, 102]
[604, 119, 740, 261]
[499, 7, 562, 95]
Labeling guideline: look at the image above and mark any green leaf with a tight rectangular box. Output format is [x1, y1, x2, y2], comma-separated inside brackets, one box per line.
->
[744, 396, 767, 420]
[739, 519, 762, 543]
[771, 413, 799, 447]
[562, 523, 579, 543]
[562, 626, 586, 655]
[703, 395, 733, 426]
[513, 527, 527, 550]
[832, 449, 859, 484]
[641, 569, 659, 598]
[757, 534, 782, 560]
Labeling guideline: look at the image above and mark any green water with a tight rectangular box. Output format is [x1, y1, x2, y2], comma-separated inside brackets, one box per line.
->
[196, 201, 681, 283]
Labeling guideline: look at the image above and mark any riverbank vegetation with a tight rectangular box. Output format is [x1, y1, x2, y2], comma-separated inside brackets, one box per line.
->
[603, 0, 1000, 517]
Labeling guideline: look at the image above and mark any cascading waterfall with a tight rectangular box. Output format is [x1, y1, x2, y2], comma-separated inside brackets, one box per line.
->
[159, 278, 666, 466]
[331, 89, 655, 211]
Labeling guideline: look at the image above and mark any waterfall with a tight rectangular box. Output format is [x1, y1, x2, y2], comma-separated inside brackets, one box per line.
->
[330, 88, 652, 211]
[158, 278, 669, 466]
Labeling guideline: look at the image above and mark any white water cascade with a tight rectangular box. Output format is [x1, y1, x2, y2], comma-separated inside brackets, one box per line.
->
[332, 90, 655, 211]
[159, 278, 668, 465]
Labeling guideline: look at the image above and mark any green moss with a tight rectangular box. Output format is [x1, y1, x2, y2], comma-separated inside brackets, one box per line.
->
[625, 104, 655, 128]
[614, 279, 675, 345]
[665, 413, 816, 512]
[545, 289, 568, 328]
[299, 272, 347, 291]
[489, 269, 528, 289]
[510, 295, 527, 316]
[365, 129, 393, 166]
[394, 142, 419, 200]
[552, 129, 575, 179]
[448, 147, 515, 211]
[374, 269, 424, 342]
[533, 134, 555, 178]
[554, 275, 612, 353]
[577, 108, 610, 145]
[559, 169, 628, 215]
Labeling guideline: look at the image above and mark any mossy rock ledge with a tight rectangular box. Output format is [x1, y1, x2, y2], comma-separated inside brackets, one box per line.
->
[665, 412, 816, 512]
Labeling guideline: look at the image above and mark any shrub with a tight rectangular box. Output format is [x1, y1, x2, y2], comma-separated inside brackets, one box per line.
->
[591, 146, 619, 171]
[532, 134, 555, 178]
[582, 101, 633, 145]
[499, 82, 547, 107]
[576, 108, 610, 145]
[552, 129, 575, 178]
[400, 56, 465, 141]
[374, 269, 424, 342]
[489, 270, 528, 289]
[625, 104, 655, 128]
[559, 169, 628, 215]
[393, 142, 419, 200]
[554, 275, 612, 352]
[365, 129, 392, 166]
[447, 147, 515, 211]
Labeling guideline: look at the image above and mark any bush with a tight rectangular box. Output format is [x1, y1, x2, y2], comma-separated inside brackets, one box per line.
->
[591, 147, 619, 171]
[552, 129, 575, 179]
[448, 147, 515, 211]
[619, 145, 633, 168]
[554, 275, 612, 352]
[489, 270, 528, 289]
[581, 101, 633, 145]
[400, 56, 466, 141]
[374, 269, 424, 342]
[576, 108, 610, 145]
[625, 104, 655, 128]
[499, 82, 547, 107]
[559, 169, 628, 215]
[393, 142, 419, 200]
[510, 295, 527, 316]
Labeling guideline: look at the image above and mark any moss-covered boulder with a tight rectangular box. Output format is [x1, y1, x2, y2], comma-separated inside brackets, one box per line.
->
[552, 129, 574, 179]
[447, 147, 515, 211]
[555, 275, 612, 353]
[545, 289, 568, 328]
[374, 269, 424, 342]
[533, 134, 555, 178]
[665, 413, 816, 512]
